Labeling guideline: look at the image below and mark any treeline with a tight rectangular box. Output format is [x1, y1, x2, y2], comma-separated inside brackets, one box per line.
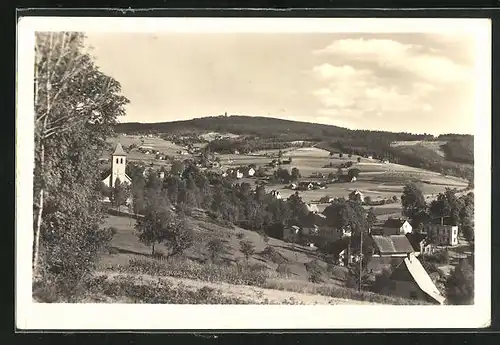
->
[389, 144, 473, 181]
[206, 137, 293, 154]
[440, 137, 474, 164]
[115, 115, 435, 143]
[115, 115, 472, 181]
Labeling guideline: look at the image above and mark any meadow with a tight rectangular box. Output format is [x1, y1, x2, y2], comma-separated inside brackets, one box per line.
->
[107, 134, 469, 220]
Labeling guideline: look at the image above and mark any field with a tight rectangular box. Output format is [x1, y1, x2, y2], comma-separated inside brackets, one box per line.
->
[107, 135, 469, 220]
[391, 140, 447, 157]
[94, 133, 473, 304]
[97, 213, 430, 305]
[219, 146, 468, 217]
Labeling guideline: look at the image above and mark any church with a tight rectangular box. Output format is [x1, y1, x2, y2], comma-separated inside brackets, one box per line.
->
[101, 143, 132, 188]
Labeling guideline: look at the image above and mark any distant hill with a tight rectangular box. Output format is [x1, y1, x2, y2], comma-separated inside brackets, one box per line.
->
[115, 115, 435, 141]
[115, 115, 473, 181]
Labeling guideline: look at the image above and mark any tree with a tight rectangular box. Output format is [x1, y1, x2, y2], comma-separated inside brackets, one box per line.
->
[445, 259, 474, 305]
[364, 196, 373, 205]
[323, 199, 367, 235]
[347, 168, 360, 181]
[111, 178, 130, 207]
[274, 168, 291, 183]
[239, 240, 255, 262]
[170, 160, 185, 176]
[401, 182, 427, 227]
[207, 238, 226, 262]
[291, 167, 301, 182]
[135, 202, 172, 256]
[367, 207, 377, 230]
[339, 153, 343, 158]
[429, 188, 461, 225]
[164, 216, 194, 258]
[357, 157, 361, 163]
[33, 32, 129, 289]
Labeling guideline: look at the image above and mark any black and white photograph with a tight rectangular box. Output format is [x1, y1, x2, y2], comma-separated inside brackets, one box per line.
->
[16, 16, 491, 329]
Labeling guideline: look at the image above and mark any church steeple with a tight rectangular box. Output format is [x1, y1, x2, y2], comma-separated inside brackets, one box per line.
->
[111, 143, 127, 188]
[113, 143, 127, 156]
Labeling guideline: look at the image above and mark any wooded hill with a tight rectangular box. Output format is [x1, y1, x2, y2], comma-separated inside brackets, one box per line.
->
[115, 115, 474, 181]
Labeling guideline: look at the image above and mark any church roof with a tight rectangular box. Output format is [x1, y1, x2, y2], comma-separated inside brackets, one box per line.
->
[113, 143, 127, 156]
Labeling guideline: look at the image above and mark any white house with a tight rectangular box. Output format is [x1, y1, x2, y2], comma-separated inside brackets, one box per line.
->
[247, 167, 256, 177]
[236, 170, 244, 179]
[383, 218, 413, 236]
[425, 224, 459, 246]
[271, 190, 282, 199]
[101, 143, 132, 188]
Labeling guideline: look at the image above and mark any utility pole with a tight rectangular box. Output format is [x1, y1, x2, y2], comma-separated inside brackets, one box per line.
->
[359, 228, 363, 292]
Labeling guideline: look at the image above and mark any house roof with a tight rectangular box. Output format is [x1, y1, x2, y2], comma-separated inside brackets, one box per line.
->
[306, 203, 320, 213]
[113, 143, 127, 156]
[383, 218, 409, 229]
[402, 254, 446, 304]
[371, 235, 415, 254]
[406, 233, 428, 251]
[367, 256, 404, 273]
[431, 216, 458, 226]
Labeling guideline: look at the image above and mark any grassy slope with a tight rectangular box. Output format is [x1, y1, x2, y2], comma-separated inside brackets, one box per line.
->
[97, 213, 429, 305]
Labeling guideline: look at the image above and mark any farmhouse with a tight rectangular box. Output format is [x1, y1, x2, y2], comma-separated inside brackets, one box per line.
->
[405, 232, 428, 256]
[306, 203, 320, 214]
[370, 235, 415, 258]
[101, 143, 132, 188]
[380, 253, 446, 305]
[425, 223, 459, 246]
[298, 181, 314, 190]
[424, 217, 459, 246]
[382, 218, 413, 236]
[270, 190, 282, 199]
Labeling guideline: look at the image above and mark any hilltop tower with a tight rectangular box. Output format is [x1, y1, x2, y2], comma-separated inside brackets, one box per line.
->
[102, 143, 132, 188]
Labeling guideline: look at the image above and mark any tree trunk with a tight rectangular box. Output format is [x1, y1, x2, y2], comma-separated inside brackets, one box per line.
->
[33, 126, 46, 278]
[151, 243, 155, 256]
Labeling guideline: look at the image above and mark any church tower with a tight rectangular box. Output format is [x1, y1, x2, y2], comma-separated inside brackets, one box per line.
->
[111, 143, 128, 187]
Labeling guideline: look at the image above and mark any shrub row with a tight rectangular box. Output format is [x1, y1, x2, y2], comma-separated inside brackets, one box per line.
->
[113, 257, 269, 287]
[84, 275, 250, 304]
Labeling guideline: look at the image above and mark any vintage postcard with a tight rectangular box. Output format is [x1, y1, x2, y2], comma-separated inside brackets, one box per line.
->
[16, 16, 491, 330]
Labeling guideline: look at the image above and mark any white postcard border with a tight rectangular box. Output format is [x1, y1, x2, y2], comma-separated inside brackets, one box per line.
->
[16, 16, 491, 330]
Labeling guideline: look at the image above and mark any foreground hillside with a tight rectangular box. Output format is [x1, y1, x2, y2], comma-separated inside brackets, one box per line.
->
[95, 212, 427, 305]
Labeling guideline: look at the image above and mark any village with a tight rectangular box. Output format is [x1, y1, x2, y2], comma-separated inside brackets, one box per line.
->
[98, 133, 473, 305]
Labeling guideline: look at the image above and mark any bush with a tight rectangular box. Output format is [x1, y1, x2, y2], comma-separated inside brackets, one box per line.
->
[152, 250, 165, 260]
[84, 275, 250, 304]
[424, 250, 450, 264]
[121, 257, 269, 287]
[207, 238, 225, 262]
[240, 240, 256, 261]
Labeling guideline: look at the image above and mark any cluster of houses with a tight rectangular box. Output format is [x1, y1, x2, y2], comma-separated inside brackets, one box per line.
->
[288, 181, 328, 191]
[281, 204, 463, 304]
[222, 166, 256, 179]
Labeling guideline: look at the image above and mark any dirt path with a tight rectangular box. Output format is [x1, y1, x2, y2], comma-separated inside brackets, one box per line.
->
[95, 271, 377, 305]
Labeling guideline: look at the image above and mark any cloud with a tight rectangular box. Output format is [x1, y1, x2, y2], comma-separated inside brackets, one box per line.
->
[310, 36, 475, 128]
[312, 63, 371, 80]
[314, 38, 472, 84]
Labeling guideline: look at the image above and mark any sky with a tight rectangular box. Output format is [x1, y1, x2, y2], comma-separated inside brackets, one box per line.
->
[84, 32, 478, 135]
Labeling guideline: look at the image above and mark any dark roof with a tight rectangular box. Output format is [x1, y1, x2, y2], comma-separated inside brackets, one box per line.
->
[406, 233, 428, 251]
[431, 216, 458, 226]
[383, 218, 409, 229]
[367, 256, 404, 273]
[113, 143, 127, 156]
[371, 235, 415, 254]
